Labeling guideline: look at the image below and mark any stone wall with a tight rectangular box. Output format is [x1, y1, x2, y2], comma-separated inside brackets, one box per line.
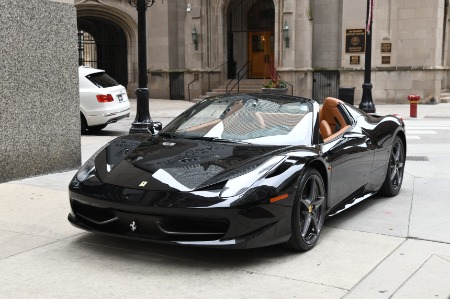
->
[0, 0, 80, 183]
[304, 0, 449, 104]
[312, 0, 342, 69]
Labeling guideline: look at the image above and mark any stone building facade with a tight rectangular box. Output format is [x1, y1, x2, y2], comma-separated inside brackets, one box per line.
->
[74, 0, 450, 104]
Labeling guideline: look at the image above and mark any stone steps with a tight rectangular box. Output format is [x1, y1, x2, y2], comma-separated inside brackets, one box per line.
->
[192, 79, 266, 102]
[440, 91, 450, 103]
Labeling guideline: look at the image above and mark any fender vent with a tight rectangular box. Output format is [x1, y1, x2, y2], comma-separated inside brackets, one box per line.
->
[406, 156, 428, 161]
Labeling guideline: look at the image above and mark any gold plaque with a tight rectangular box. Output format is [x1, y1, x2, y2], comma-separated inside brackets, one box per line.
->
[381, 43, 392, 53]
[350, 55, 360, 65]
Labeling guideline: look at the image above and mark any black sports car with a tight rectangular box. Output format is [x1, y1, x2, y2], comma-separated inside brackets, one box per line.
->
[68, 94, 406, 251]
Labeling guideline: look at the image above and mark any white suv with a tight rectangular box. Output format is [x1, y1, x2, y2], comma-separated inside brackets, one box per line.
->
[79, 66, 130, 134]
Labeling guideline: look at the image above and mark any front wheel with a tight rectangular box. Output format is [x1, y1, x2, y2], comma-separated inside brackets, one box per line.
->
[286, 168, 326, 251]
[379, 136, 405, 196]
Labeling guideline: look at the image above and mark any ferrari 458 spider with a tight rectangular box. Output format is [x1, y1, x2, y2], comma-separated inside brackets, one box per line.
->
[68, 94, 406, 251]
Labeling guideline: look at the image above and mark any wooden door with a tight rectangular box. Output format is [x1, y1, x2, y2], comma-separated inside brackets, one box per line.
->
[248, 31, 274, 79]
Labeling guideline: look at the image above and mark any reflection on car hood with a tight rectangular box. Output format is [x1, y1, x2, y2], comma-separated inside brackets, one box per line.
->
[96, 135, 288, 192]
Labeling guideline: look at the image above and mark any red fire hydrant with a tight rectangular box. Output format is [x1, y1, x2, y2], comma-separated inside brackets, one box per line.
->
[407, 94, 420, 118]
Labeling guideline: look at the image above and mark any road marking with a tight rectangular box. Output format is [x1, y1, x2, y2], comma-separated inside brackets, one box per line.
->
[406, 127, 450, 130]
[406, 130, 437, 135]
[406, 136, 421, 140]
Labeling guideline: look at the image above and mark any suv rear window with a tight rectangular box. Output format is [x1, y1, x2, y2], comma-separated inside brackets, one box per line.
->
[86, 72, 119, 88]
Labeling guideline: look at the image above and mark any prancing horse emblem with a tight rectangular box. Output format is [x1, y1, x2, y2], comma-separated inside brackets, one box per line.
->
[130, 221, 137, 232]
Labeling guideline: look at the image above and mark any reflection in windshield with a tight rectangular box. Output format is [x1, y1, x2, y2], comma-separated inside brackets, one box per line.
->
[162, 95, 314, 146]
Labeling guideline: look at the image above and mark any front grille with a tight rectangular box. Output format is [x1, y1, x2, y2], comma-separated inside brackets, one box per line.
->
[157, 218, 229, 241]
[70, 198, 229, 241]
[72, 200, 116, 224]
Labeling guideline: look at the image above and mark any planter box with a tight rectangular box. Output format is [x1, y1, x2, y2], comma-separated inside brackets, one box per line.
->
[261, 88, 288, 95]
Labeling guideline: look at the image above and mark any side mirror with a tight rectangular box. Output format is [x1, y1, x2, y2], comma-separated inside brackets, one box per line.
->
[148, 121, 163, 135]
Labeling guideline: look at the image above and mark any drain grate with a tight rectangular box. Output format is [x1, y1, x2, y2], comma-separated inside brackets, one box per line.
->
[406, 156, 428, 161]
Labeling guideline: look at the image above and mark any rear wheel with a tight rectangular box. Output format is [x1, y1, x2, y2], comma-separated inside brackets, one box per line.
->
[88, 124, 107, 131]
[379, 136, 405, 196]
[287, 168, 326, 251]
[80, 114, 88, 135]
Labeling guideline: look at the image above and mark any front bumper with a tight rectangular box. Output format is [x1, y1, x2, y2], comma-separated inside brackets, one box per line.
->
[68, 188, 293, 249]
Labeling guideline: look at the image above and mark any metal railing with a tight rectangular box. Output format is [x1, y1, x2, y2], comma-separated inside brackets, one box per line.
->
[270, 65, 294, 95]
[187, 61, 228, 102]
[226, 61, 250, 94]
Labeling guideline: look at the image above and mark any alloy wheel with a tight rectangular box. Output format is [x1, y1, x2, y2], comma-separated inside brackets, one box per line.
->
[389, 139, 405, 190]
[299, 174, 325, 245]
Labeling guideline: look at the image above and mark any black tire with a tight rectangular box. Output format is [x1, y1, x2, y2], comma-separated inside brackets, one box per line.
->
[379, 136, 405, 197]
[88, 124, 107, 132]
[80, 113, 88, 135]
[286, 168, 326, 251]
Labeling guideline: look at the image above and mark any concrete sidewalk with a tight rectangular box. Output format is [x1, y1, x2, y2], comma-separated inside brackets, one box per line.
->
[371, 101, 450, 119]
[1, 99, 450, 298]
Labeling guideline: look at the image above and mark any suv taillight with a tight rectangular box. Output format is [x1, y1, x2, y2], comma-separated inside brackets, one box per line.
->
[96, 94, 114, 102]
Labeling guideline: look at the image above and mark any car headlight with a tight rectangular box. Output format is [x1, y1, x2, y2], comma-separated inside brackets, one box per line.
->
[220, 156, 286, 198]
[75, 143, 109, 182]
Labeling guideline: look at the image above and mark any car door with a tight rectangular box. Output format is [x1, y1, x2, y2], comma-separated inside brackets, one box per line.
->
[321, 112, 375, 208]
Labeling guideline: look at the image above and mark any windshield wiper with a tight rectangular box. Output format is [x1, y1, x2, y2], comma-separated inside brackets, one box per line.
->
[181, 136, 248, 144]
[158, 132, 180, 139]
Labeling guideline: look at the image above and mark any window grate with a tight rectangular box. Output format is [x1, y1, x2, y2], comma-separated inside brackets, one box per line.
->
[170, 72, 185, 100]
[313, 71, 340, 104]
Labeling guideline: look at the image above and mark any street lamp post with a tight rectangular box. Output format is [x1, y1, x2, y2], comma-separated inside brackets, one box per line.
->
[359, 0, 376, 113]
[129, 0, 157, 134]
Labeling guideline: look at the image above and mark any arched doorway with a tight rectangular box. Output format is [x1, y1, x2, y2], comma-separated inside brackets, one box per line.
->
[227, 0, 275, 79]
[77, 17, 128, 87]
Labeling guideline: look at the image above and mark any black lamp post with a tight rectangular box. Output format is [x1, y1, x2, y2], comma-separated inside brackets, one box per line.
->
[128, 0, 160, 134]
[359, 0, 376, 113]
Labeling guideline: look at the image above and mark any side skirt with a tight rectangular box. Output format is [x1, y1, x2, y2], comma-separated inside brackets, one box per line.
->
[326, 187, 376, 217]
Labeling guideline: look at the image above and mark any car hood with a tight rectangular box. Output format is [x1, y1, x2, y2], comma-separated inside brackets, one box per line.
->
[95, 135, 290, 192]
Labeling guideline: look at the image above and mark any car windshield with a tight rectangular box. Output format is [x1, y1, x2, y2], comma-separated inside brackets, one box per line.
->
[161, 95, 314, 146]
[86, 72, 119, 88]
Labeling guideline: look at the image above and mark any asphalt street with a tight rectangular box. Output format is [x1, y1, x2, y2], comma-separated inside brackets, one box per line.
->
[1, 99, 450, 298]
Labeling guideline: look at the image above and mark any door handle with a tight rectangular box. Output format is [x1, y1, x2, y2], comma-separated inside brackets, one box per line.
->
[343, 132, 366, 139]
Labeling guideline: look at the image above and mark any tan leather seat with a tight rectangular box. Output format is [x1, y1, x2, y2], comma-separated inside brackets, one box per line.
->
[320, 120, 332, 139]
[319, 97, 351, 142]
[319, 97, 347, 134]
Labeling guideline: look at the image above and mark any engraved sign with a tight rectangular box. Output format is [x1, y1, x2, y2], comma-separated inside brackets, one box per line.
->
[345, 29, 366, 53]
[382, 56, 391, 64]
[350, 55, 360, 65]
[381, 43, 392, 53]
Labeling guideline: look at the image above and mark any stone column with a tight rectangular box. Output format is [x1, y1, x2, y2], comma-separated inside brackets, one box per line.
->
[1, 0, 80, 183]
